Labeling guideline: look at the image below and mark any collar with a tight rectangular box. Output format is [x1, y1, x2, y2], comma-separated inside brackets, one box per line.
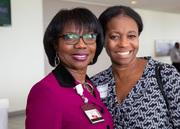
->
[52, 64, 91, 87]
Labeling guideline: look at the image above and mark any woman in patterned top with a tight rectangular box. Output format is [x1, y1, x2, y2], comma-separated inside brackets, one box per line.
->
[90, 5, 180, 129]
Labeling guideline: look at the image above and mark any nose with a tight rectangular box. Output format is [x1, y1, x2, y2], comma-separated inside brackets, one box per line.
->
[74, 37, 87, 49]
[118, 36, 128, 47]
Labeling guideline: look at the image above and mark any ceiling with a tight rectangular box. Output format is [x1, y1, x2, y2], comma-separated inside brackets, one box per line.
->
[60, 0, 180, 14]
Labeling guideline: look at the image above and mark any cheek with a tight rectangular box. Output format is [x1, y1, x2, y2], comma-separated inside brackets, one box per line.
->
[133, 39, 139, 50]
[105, 39, 115, 51]
[105, 42, 114, 56]
[90, 43, 97, 53]
[88, 44, 96, 61]
[57, 44, 71, 56]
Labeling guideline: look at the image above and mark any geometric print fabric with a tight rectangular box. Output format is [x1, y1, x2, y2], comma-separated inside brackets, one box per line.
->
[90, 56, 180, 129]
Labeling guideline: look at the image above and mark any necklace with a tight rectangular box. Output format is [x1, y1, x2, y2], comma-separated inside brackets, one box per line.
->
[77, 81, 94, 96]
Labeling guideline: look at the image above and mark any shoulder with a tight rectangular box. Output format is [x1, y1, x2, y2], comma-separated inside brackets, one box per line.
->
[140, 56, 175, 70]
[38, 72, 57, 86]
[28, 73, 59, 98]
[26, 73, 63, 129]
[150, 56, 179, 78]
[149, 57, 180, 94]
[154, 60, 180, 79]
[90, 66, 113, 85]
[160, 63, 180, 86]
[26, 72, 63, 114]
[139, 56, 180, 83]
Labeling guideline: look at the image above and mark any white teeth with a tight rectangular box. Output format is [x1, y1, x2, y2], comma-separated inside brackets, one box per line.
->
[73, 55, 86, 58]
[117, 51, 130, 55]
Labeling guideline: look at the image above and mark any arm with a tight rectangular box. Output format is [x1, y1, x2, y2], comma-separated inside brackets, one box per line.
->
[25, 82, 62, 129]
[161, 64, 180, 128]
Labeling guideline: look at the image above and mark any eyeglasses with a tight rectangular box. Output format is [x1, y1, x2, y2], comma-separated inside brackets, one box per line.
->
[57, 33, 97, 45]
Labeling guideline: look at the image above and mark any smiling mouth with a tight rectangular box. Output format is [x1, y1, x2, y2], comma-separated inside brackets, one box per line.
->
[71, 54, 88, 61]
[117, 51, 132, 56]
[72, 55, 86, 58]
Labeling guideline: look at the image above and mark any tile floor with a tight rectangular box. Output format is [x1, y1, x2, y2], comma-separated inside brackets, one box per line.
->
[8, 113, 25, 129]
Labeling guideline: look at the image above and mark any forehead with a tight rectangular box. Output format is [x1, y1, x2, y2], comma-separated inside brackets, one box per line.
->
[106, 15, 138, 32]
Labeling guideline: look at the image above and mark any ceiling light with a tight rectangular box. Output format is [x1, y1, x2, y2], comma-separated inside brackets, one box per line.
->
[131, 1, 137, 4]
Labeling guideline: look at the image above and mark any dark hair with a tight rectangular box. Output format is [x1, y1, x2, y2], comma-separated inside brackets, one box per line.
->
[99, 5, 143, 36]
[175, 42, 180, 48]
[44, 7, 104, 67]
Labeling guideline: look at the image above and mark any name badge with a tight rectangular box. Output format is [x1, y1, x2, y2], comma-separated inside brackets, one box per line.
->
[81, 104, 105, 124]
[96, 84, 108, 98]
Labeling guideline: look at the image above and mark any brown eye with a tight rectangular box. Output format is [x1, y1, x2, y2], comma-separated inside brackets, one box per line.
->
[110, 35, 119, 40]
[128, 35, 136, 38]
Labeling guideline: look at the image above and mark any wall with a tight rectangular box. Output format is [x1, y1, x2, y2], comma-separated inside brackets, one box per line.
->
[137, 9, 180, 63]
[0, 0, 44, 112]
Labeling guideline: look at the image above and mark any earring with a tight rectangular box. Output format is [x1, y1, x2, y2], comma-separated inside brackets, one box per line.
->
[54, 53, 60, 67]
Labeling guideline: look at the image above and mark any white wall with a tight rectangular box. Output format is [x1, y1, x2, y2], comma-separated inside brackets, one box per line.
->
[0, 0, 44, 112]
[137, 9, 180, 63]
[1, 0, 180, 112]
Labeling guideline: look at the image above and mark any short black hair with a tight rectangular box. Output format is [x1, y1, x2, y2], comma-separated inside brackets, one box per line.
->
[99, 5, 143, 36]
[175, 42, 180, 48]
[44, 7, 104, 67]
[175, 42, 179, 45]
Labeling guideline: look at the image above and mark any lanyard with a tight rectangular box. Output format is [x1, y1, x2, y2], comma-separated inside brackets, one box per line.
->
[75, 84, 105, 124]
[75, 84, 88, 103]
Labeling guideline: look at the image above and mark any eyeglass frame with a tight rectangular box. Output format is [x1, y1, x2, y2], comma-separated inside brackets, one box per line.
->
[56, 33, 97, 45]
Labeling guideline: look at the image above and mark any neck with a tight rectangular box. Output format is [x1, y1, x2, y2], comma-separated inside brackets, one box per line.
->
[112, 58, 147, 80]
[77, 80, 86, 84]
[66, 67, 87, 83]
[112, 58, 138, 77]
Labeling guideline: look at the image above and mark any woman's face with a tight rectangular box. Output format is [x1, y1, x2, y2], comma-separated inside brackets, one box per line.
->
[55, 23, 96, 71]
[105, 15, 139, 66]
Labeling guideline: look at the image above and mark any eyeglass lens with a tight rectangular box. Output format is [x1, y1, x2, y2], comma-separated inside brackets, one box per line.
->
[65, 34, 97, 44]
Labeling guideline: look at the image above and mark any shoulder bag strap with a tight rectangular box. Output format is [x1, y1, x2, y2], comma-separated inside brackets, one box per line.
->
[155, 64, 175, 128]
[155, 64, 169, 109]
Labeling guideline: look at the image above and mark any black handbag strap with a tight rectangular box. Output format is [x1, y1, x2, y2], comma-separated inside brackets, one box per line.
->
[155, 64, 175, 128]
[155, 64, 169, 109]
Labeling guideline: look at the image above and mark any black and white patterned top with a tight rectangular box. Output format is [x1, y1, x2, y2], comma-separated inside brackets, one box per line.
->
[90, 57, 180, 129]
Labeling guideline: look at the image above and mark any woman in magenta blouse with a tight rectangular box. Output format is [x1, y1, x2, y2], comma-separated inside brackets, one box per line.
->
[25, 7, 113, 129]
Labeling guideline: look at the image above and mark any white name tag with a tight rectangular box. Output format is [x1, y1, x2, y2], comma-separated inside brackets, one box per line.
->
[96, 84, 108, 98]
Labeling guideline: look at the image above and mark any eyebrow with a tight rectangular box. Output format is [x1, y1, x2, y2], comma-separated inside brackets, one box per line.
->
[109, 30, 138, 35]
[128, 30, 138, 34]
